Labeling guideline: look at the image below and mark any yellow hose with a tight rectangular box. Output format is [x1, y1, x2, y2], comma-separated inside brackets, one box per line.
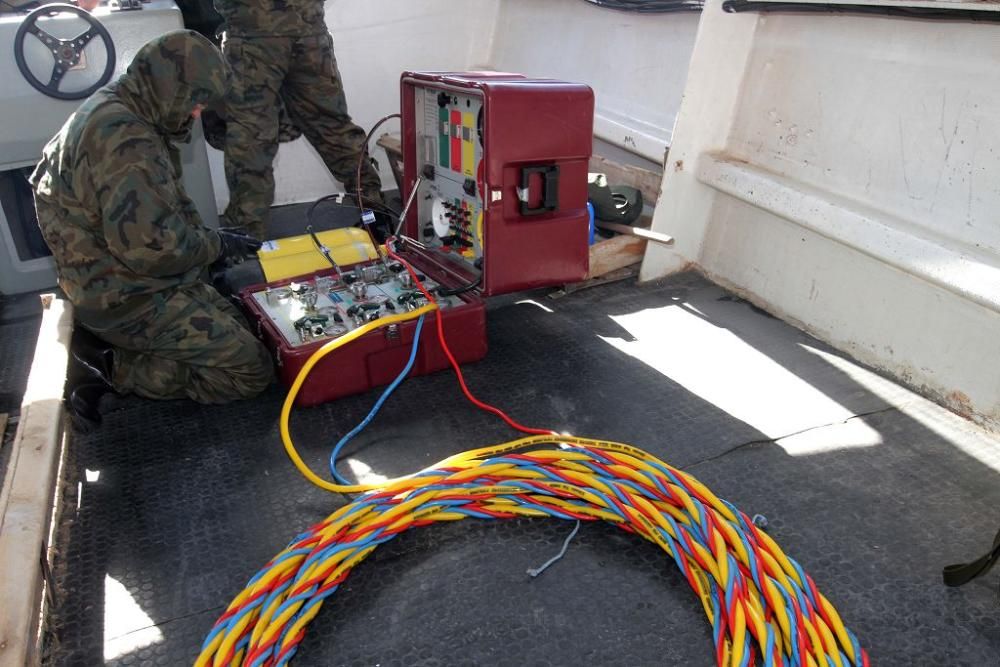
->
[242, 296, 870, 667]
[279, 304, 437, 493]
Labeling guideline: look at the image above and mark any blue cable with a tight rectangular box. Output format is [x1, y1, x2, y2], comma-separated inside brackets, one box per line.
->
[328, 314, 426, 484]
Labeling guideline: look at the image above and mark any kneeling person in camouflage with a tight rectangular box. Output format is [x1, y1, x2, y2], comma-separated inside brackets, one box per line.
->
[31, 30, 274, 431]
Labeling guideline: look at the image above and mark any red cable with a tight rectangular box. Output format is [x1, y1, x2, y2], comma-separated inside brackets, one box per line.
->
[386, 243, 553, 436]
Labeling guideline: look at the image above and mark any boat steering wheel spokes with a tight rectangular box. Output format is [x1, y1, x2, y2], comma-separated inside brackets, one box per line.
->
[13, 3, 116, 101]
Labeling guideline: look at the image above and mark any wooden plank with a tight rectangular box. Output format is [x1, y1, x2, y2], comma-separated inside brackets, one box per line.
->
[587, 234, 648, 279]
[550, 265, 639, 299]
[376, 133, 402, 157]
[0, 295, 73, 667]
[376, 133, 405, 194]
[0, 414, 7, 443]
[589, 154, 664, 206]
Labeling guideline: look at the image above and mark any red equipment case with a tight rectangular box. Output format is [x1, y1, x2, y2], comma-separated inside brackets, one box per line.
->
[240, 254, 487, 407]
[242, 72, 594, 405]
[400, 71, 594, 294]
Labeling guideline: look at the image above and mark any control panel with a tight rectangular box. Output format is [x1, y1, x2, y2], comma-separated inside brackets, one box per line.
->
[413, 87, 485, 266]
[401, 72, 594, 296]
[247, 262, 460, 349]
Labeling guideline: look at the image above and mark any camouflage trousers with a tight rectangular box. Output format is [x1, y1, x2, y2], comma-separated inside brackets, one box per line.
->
[94, 282, 273, 403]
[221, 33, 382, 240]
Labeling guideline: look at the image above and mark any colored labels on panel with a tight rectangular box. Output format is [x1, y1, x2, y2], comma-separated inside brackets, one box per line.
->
[462, 112, 475, 177]
[450, 110, 462, 173]
[439, 106, 450, 169]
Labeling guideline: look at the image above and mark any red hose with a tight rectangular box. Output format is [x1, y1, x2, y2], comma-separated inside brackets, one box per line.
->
[386, 243, 553, 437]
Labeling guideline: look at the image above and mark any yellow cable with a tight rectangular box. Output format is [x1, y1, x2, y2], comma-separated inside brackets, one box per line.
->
[199, 467, 862, 666]
[279, 303, 437, 494]
[259, 293, 865, 667]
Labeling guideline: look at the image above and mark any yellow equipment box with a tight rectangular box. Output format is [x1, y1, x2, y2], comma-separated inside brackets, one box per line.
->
[256, 227, 379, 283]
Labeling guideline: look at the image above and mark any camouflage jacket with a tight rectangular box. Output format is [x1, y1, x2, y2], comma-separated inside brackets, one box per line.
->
[214, 0, 327, 37]
[31, 31, 228, 331]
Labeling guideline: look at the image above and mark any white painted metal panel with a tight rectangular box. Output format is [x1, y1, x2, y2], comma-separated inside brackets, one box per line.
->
[729, 15, 1000, 256]
[644, 2, 1000, 431]
[489, 0, 699, 162]
[0, 1, 190, 169]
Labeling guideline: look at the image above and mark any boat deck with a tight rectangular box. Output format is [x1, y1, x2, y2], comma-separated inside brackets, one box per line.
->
[1, 208, 998, 665]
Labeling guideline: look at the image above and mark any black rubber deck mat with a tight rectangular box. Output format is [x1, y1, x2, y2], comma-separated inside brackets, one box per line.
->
[0, 292, 43, 485]
[45, 273, 1000, 665]
[0, 292, 42, 414]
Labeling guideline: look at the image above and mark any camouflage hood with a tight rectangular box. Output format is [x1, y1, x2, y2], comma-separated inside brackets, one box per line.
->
[112, 30, 228, 142]
[30, 30, 227, 331]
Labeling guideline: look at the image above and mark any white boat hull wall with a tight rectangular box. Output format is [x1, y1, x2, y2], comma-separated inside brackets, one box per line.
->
[643, 1, 1000, 431]
[235, 0, 702, 210]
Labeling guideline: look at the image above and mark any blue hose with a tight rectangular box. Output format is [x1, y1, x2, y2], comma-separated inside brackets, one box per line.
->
[328, 314, 426, 484]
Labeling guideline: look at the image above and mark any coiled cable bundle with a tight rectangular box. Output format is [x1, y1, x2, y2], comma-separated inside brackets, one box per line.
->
[198, 236, 868, 666]
[196, 434, 869, 667]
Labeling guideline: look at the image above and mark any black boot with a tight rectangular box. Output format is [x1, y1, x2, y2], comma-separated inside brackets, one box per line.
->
[66, 326, 118, 433]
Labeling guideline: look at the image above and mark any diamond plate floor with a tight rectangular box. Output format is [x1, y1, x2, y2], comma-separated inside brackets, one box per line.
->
[42, 272, 1000, 666]
[0, 292, 43, 486]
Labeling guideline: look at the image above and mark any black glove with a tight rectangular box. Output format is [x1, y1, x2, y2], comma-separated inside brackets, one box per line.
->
[213, 229, 262, 269]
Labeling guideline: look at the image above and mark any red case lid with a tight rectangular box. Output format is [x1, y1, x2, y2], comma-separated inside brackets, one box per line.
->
[400, 71, 594, 296]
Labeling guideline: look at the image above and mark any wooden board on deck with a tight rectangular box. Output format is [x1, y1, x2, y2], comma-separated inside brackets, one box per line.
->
[588, 234, 648, 279]
[0, 295, 73, 667]
[589, 154, 663, 206]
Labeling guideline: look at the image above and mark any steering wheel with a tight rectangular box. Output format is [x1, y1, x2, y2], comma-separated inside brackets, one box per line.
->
[14, 4, 116, 101]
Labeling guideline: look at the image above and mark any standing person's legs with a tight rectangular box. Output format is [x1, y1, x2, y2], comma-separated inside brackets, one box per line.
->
[282, 34, 382, 203]
[221, 36, 290, 240]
